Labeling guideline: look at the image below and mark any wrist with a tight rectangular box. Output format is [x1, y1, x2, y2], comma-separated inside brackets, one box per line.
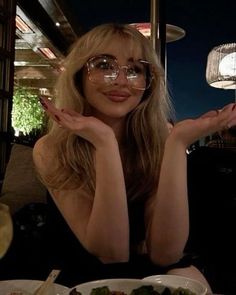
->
[165, 134, 187, 151]
[95, 132, 119, 151]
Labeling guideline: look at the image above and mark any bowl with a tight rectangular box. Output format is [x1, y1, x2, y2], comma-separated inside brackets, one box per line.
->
[69, 279, 154, 295]
[143, 275, 207, 295]
[69, 277, 207, 295]
[0, 279, 69, 295]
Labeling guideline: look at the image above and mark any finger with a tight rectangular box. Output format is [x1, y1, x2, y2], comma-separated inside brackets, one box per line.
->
[39, 96, 58, 114]
[227, 119, 236, 129]
[61, 108, 82, 117]
[201, 104, 235, 121]
[39, 97, 64, 122]
[39, 97, 84, 130]
[200, 109, 219, 119]
[218, 103, 236, 124]
[220, 103, 235, 112]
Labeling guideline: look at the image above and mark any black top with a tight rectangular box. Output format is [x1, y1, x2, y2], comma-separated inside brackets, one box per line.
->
[45, 193, 161, 286]
[0, 192, 192, 287]
[44, 192, 192, 287]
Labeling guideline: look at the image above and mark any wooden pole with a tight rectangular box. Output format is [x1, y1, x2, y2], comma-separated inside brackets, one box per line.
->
[150, 0, 157, 52]
[150, 0, 166, 68]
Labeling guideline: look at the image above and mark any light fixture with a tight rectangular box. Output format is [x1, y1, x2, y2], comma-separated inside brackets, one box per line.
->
[129, 23, 185, 43]
[38, 47, 57, 59]
[206, 43, 236, 90]
[14, 61, 27, 66]
[15, 15, 33, 34]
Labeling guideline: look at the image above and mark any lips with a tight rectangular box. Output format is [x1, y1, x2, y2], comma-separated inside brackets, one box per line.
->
[104, 90, 130, 102]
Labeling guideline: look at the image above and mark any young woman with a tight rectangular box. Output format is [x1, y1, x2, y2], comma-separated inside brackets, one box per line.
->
[33, 23, 236, 289]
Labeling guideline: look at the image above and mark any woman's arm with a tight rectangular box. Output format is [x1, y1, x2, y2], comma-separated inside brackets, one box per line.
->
[147, 103, 236, 266]
[146, 136, 189, 266]
[33, 100, 129, 263]
[84, 135, 129, 263]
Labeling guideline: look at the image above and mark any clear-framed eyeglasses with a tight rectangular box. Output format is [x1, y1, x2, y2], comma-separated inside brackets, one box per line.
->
[86, 54, 153, 91]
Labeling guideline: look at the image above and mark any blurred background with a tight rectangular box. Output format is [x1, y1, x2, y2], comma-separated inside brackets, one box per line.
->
[13, 0, 236, 120]
[0, 0, 236, 180]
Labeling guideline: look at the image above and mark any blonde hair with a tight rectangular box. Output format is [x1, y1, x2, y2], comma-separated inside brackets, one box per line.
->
[44, 23, 173, 201]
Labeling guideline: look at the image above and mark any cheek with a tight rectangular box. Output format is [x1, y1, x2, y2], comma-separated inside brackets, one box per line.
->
[83, 76, 97, 100]
[134, 90, 145, 104]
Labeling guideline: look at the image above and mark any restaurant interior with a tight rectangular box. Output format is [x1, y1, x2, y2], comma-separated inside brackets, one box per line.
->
[0, 0, 236, 294]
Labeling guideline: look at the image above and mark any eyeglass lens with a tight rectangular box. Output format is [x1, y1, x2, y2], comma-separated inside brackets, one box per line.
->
[87, 55, 152, 90]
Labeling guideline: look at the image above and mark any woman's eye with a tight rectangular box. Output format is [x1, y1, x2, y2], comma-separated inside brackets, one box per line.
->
[128, 66, 143, 76]
[96, 61, 113, 70]
[127, 68, 138, 77]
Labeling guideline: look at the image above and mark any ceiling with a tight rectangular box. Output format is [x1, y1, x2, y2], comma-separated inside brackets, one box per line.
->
[15, 0, 235, 120]
[14, 0, 170, 95]
[15, 0, 79, 95]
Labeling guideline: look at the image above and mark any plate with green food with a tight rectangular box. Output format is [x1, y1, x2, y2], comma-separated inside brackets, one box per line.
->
[142, 275, 207, 295]
[68, 278, 206, 295]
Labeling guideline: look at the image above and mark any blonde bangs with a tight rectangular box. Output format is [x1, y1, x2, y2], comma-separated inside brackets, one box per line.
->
[83, 24, 148, 61]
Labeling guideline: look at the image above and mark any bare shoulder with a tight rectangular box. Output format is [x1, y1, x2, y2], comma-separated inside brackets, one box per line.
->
[33, 134, 53, 159]
[33, 134, 57, 175]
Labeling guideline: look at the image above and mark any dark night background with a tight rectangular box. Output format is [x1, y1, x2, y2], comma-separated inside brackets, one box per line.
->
[64, 0, 236, 121]
[166, 1, 236, 120]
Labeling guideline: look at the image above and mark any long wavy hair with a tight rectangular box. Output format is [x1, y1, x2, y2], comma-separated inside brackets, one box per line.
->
[44, 23, 173, 202]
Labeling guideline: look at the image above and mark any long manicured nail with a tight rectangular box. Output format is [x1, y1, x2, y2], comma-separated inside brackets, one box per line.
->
[232, 104, 236, 110]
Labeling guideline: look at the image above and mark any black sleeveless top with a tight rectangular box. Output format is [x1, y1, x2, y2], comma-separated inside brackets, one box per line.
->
[44, 192, 191, 287]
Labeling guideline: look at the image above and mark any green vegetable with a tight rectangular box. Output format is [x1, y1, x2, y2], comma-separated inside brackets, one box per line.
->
[161, 287, 172, 295]
[90, 286, 111, 295]
[88, 285, 196, 295]
[130, 285, 161, 295]
[172, 287, 196, 295]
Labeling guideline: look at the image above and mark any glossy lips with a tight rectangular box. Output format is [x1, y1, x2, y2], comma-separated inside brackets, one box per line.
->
[104, 90, 130, 102]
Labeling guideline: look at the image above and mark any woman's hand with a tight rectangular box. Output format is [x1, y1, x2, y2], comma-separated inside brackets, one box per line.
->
[39, 96, 115, 148]
[168, 103, 236, 148]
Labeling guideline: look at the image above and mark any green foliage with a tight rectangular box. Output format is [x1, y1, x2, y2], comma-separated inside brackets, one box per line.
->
[11, 87, 45, 135]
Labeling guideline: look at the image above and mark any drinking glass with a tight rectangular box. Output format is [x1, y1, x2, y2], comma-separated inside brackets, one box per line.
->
[0, 202, 13, 258]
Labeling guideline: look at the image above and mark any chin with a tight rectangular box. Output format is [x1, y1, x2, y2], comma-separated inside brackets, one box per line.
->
[106, 110, 130, 118]
[98, 107, 131, 118]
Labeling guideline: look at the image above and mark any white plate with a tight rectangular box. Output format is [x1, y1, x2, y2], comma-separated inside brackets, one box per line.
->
[69, 277, 206, 295]
[69, 278, 168, 295]
[143, 274, 207, 295]
[0, 279, 69, 295]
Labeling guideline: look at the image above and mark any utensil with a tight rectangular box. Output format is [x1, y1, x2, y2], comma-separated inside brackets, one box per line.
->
[33, 269, 61, 295]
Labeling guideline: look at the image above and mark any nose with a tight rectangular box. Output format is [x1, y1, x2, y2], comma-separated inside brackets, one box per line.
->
[113, 66, 129, 85]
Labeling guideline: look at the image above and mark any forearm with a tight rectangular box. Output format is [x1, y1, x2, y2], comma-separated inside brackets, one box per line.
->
[85, 137, 129, 262]
[149, 137, 189, 265]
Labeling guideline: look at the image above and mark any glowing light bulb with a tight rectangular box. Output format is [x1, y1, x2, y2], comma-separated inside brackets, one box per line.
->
[219, 52, 236, 76]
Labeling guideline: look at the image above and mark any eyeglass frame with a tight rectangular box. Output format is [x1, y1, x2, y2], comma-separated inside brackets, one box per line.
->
[85, 54, 154, 91]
